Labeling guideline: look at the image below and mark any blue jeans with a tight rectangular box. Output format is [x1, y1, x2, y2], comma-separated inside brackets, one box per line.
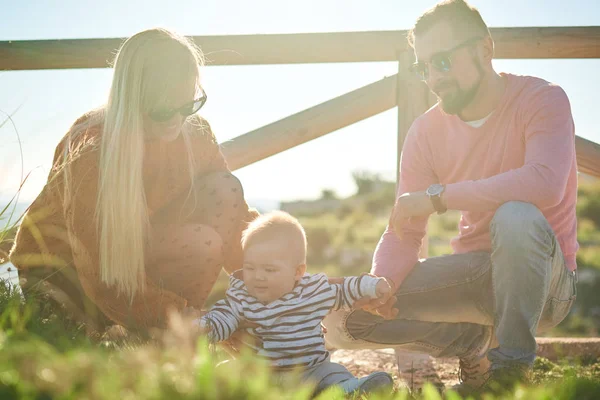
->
[323, 202, 577, 369]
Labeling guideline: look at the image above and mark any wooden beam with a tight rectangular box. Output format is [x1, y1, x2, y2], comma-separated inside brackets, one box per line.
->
[1, 27, 599, 70]
[223, 74, 600, 182]
[396, 52, 412, 182]
[0, 38, 122, 70]
[396, 52, 433, 259]
[395, 53, 432, 181]
[221, 74, 397, 171]
[491, 26, 600, 59]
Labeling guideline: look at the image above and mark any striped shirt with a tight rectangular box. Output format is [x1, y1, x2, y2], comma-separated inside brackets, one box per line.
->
[198, 273, 381, 369]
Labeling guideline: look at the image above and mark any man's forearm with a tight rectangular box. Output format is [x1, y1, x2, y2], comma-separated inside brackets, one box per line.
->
[372, 226, 423, 290]
[444, 161, 572, 212]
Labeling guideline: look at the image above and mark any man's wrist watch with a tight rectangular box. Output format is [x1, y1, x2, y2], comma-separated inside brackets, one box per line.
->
[426, 184, 447, 214]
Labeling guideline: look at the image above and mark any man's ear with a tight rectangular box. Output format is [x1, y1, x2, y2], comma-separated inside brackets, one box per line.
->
[481, 36, 494, 63]
[295, 263, 307, 280]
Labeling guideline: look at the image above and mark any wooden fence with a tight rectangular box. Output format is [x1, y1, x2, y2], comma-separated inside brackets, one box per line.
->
[3, 27, 600, 256]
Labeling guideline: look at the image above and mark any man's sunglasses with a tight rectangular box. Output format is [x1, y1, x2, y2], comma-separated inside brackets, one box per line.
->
[148, 88, 207, 122]
[410, 37, 482, 81]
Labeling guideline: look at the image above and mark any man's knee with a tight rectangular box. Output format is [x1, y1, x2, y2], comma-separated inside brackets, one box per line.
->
[345, 310, 381, 340]
[491, 201, 552, 251]
[323, 309, 382, 350]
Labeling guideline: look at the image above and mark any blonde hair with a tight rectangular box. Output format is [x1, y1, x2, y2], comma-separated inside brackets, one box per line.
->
[91, 28, 204, 299]
[241, 211, 307, 266]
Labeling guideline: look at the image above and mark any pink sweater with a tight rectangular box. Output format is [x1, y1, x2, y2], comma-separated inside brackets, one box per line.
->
[373, 73, 578, 289]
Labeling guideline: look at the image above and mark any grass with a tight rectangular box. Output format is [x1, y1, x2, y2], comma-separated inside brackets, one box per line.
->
[1, 164, 599, 398]
[1, 278, 599, 400]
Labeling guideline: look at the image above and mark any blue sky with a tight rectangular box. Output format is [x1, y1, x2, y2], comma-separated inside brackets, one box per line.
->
[1, 0, 599, 207]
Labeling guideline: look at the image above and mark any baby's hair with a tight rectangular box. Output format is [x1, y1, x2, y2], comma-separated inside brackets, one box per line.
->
[241, 211, 307, 265]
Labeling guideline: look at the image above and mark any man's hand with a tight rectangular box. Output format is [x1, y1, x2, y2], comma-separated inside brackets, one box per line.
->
[393, 191, 436, 218]
[391, 191, 435, 237]
[328, 276, 399, 319]
[375, 277, 393, 298]
[353, 294, 399, 320]
[353, 277, 398, 320]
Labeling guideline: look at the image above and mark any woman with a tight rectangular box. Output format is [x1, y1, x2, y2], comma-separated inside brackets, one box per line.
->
[9, 28, 257, 333]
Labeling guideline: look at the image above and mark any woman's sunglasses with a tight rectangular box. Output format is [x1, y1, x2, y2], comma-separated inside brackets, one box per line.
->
[410, 37, 482, 81]
[148, 88, 207, 122]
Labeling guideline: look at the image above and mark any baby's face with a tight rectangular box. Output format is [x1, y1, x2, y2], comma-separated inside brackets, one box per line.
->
[242, 238, 303, 304]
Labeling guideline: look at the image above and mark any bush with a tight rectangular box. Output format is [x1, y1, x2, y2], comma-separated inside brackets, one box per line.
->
[0, 280, 92, 351]
[577, 182, 600, 228]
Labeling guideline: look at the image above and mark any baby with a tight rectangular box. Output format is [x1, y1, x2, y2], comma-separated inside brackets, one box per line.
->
[196, 211, 395, 396]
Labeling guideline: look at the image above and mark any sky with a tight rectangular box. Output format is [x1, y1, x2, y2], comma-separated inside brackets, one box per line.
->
[0, 0, 599, 211]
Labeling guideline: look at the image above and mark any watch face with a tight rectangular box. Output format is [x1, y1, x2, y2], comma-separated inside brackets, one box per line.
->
[427, 184, 444, 196]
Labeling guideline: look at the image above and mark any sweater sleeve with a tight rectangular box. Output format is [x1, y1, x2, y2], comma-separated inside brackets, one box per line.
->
[444, 85, 575, 211]
[69, 199, 188, 328]
[75, 268, 188, 329]
[12, 120, 190, 330]
[69, 161, 188, 328]
[9, 183, 73, 273]
[66, 145, 192, 329]
[331, 274, 382, 311]
[9, 136, 78, 275]
[189, 116, 229, 174]
[197, 295, 243, 343]
[371, 120, 438, 289]
[190, 117, 260, 274]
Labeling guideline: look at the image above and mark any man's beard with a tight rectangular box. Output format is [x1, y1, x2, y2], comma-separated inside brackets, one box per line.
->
[434, 59, 484, 115]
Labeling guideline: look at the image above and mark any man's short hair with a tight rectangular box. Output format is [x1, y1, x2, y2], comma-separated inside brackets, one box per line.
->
[241, 211, 307, 264]
[408, 0, 491, 48]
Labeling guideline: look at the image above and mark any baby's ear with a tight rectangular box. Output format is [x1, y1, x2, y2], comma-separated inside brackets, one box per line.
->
[295, 264, 307, 280]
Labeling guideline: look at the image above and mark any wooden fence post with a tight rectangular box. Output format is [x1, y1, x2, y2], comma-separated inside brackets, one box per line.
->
[396, 50, 432, 259]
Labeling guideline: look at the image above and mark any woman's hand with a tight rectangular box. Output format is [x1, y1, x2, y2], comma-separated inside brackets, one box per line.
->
[182, 306, 205, 320]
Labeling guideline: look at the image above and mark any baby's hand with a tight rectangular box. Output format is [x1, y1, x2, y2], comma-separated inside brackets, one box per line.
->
[199, 324, 210, 335]
[191, 318, 211, 336]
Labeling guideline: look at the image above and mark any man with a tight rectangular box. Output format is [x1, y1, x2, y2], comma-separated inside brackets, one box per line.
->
[323, 0, 578, 395]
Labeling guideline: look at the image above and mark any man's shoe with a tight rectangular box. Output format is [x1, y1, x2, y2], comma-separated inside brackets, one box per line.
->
[449, 327, 496, 396]
[456, 353, 491, 391]
[356, 371, 394, 395]
[452, 326, 498, 393]
[479, 363, 532, 395]
[450, 363, 532, 398]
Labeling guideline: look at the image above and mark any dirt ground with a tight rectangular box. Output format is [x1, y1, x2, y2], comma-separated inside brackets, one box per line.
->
[331, 348, 461, 392]
[330, 338, 600, 392]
